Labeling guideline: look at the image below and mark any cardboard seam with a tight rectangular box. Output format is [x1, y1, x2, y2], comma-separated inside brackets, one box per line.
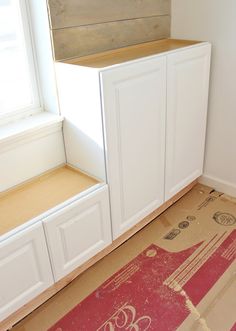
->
[172, 281, 211, 331]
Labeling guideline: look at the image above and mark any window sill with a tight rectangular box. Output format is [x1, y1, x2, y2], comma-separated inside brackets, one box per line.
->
[0, 112, 64, 153]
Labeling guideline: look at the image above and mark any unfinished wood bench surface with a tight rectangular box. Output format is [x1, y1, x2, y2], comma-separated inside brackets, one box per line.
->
[63, 39, 200, 68]
[0, 165, 99, 236]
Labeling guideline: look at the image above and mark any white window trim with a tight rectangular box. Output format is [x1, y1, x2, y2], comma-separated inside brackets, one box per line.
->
[0, 2, 65, 198]
[0, 112, 63, 153]
[18, 0, 42, 112]
[0, 0, 61, 148]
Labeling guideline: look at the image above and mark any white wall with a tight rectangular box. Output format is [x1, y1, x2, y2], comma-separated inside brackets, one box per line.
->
[171, 0, 236, 197]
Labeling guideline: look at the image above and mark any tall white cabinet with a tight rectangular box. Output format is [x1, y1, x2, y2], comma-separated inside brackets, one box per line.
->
[56, 39, 211, 240]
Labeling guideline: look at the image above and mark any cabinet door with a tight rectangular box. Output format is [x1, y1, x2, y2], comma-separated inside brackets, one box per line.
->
[101, 57, 166, 239]
[165, 44, 211, 200]
[43, 186, 112, 281]
[0, 223, 53, 321]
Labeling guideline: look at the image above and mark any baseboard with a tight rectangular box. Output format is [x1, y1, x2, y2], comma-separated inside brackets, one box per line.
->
[199, 174, 236, 198]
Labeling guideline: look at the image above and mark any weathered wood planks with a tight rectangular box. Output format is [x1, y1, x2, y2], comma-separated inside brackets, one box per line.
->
[48, 0, 170, 28]
[53, 16, 170, 60]
[47, 0, 171, 60]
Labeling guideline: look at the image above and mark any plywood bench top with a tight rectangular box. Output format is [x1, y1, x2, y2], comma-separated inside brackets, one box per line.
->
[0, 165, 99, 236]
[62, 39, 201, 68]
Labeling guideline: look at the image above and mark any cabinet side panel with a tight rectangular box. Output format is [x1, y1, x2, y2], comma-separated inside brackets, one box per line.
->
[165, 44, 211, 199]
[55, 64, 106, 181]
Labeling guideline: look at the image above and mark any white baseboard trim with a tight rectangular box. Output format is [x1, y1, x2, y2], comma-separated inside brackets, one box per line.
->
[199, 175, 236, 198]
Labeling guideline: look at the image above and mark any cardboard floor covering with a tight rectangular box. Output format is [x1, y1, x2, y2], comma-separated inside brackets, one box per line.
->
[12, 184, 236, 331]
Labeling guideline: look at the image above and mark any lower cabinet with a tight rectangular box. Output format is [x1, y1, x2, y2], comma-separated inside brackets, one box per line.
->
[43, 185, 112, 281]
[0, 185, 112, 323]
[0, 223, 54, 321]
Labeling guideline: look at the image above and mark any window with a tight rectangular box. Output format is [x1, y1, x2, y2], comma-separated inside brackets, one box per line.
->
[0, 0, 41, 123]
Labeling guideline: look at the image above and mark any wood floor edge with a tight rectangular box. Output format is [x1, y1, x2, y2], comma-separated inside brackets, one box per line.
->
[1, 179, 197, 331]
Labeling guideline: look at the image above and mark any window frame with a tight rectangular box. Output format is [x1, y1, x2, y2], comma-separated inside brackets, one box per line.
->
[0, 0, 43, 125]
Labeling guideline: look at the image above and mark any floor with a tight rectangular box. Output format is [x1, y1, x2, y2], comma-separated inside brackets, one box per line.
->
[12, 184, 236, 331]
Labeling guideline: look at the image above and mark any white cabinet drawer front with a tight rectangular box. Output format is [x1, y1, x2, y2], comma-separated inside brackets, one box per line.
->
[101, 57, 166, 238]
[0, 223, 53, 321]
[43, 185, 112, 281]
[165, 44, 211, 200]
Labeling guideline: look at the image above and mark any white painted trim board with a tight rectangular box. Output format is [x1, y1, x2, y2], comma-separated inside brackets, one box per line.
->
[199, 175, 236, 198]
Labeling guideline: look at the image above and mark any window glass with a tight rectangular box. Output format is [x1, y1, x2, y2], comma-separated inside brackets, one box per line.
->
[0, 0, 37, 117]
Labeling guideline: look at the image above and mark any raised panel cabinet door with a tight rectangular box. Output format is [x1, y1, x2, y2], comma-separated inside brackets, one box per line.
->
[43, 185, 112, 281]
[101, 56, 166, 239]
[165, 44, 211, 200]
[0, 223, 53, 321]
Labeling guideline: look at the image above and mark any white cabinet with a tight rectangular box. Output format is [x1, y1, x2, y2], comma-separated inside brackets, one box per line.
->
[43, 185, 112, 281]
[56, 40, 211, 240]
[100, 43, 210, 238]
[101, 57, 166, 239]
[0, 223, 53, 321]
[0, 171, 111, 323]
[165, 44, 211, 200]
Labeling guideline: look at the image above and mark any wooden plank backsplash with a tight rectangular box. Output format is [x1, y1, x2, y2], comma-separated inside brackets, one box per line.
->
[52, 16, 170, 60]
[48, 0, 170, 28]
[47, 0, 171, 60]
